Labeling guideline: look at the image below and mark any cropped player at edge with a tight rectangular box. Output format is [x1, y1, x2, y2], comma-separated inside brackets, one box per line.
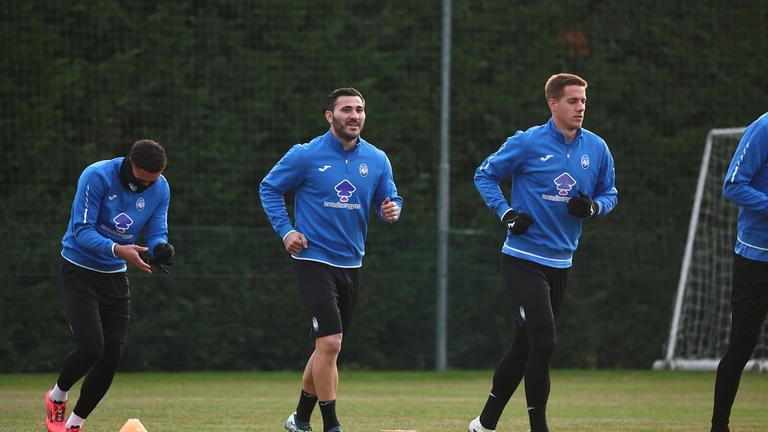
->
[470, 73, 618, 432]
[711, 112, 768, 432]
[45, 139, 175, 432]
[260, 88, 402, 432]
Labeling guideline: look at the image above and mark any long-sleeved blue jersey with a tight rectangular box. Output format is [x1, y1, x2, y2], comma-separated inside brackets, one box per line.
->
[475, 118, 618, 268]
[61, 158, 170, 273]
[723, 112, 768, 262]
[260, 130, 403, 268]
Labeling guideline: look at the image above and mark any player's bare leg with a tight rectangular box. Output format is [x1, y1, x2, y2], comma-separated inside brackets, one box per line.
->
[312, 333, 343, 431]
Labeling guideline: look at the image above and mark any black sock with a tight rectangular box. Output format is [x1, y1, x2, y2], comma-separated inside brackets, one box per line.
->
[296, 390, 318, 424]
[319, 400, 340, 432]
[528, 405, 549, 432]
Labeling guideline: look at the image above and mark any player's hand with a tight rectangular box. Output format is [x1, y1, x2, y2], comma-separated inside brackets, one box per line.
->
[567, 190, 598, 219]
[284, 231, 308, 255]
[503, 210, 534, 235]
[381, 197, 400, 222]
[115, 244, 152, 273]
[147, 243, 175, 274]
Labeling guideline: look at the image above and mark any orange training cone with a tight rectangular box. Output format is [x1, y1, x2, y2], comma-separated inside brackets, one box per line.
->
[119, 418, 148, 432]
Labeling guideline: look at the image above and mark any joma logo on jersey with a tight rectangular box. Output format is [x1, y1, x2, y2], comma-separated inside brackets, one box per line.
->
[113, 213, 134, 233]
[554, 172, 576, 196]
[335, 180, 356, 202]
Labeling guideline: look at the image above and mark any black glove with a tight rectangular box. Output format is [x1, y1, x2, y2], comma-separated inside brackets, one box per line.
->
[144, 243, 175, 274]
[567, 191, 598, 219]
[503, 210, 534, 235]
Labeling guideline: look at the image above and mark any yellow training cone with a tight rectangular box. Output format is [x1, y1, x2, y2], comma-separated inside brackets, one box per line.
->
[119, 418, 148, 432]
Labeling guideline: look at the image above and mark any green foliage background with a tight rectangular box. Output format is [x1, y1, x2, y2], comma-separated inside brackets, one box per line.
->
[2, 1, 767, 371]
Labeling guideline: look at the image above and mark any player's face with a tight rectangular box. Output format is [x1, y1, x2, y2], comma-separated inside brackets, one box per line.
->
[549, 85, 586, 132]
[132, 166, 162, 186]
[326, 95, 366, 142]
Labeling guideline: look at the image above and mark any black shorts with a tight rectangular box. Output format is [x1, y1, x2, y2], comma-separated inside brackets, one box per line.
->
[292, 259, 360, 338]
[59, 259, 131, 343]
[731, 253, 768, 328]
[501, 254, 569, 327]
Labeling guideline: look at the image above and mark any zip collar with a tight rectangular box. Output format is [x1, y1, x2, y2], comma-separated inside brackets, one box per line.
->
[325, 129, 363, 153]
[545, 117, 582, 145]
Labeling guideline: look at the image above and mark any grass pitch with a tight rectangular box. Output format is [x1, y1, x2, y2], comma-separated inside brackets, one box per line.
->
[2, 369, 767, 431]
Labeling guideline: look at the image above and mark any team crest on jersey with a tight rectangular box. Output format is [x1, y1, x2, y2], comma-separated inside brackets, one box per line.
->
[554, 172, 576, 196]
[335, 179, 356, 202]
[113, 213, 134, 233]
[581, 154, 590, 169]
[359, 163, 368, 177]
[136, 197, 145, 211]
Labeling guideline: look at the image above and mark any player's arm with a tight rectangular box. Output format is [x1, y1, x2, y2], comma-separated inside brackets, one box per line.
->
[591, 145, 619, 217]
[71, 171, 121, 258]
[142, 181, 173, 273]
[260, 145, 308, 253]
[567, 144, 618, 219]
[723, 125, 768, 211]
[374, 154, 403, 223]
[474, 132, 526, 220]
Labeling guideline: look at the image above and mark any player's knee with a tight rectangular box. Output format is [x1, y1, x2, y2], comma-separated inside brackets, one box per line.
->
[316, 334, 343, 356]
[77, 334, 106, 364]
[535, 338, 556, 355]
[528, 326, 556, 355]
[101, 340, 124, 368]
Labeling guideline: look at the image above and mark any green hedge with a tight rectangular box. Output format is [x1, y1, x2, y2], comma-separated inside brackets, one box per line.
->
[2, 1, 767, 371]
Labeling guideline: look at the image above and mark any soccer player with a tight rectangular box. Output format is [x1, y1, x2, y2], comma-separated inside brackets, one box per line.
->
[711, 112, 768, 432]
[469, 73, 618, 432]
[45, 139, 175, 432]
[260, 87, 403, 432]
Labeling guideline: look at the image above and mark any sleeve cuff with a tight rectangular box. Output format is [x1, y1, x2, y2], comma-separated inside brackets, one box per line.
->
[281, 229, 297, 241]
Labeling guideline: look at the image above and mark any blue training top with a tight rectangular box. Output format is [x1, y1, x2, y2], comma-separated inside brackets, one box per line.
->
[61, 157, 170, 273]
[723, 112, 768, 262]
[260, 130, 403, 268]
[475, 117, 618, 268]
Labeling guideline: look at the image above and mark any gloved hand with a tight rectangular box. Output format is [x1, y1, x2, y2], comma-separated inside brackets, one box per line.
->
[143, 243, 175, 274]
[503, 210, 534, 235]
[567, 191, 598, 219]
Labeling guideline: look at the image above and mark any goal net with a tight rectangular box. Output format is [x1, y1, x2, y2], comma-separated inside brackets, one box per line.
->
[654, 127, 768, 371]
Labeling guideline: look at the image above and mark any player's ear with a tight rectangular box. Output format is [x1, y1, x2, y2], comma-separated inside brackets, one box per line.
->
[324, 110, 333, 124]
[547, 97, 557, 110]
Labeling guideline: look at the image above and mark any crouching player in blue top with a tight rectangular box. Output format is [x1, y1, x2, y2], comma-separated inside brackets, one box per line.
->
[45, 139, 174, 432]
[260, 88, 403, 432]
[469, 74, 618, 432]
[711, 112, 768, 432]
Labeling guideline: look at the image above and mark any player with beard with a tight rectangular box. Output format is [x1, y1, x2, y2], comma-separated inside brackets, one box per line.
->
[260, 88, 403, 432]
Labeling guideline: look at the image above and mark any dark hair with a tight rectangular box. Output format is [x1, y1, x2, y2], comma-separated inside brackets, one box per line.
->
[326, 87, 365, 112]
[129, 139, 166, 173]
[545, 73, 588, 101]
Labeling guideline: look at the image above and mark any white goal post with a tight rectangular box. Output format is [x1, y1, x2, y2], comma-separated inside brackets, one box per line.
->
[654, 127, 768, 371]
